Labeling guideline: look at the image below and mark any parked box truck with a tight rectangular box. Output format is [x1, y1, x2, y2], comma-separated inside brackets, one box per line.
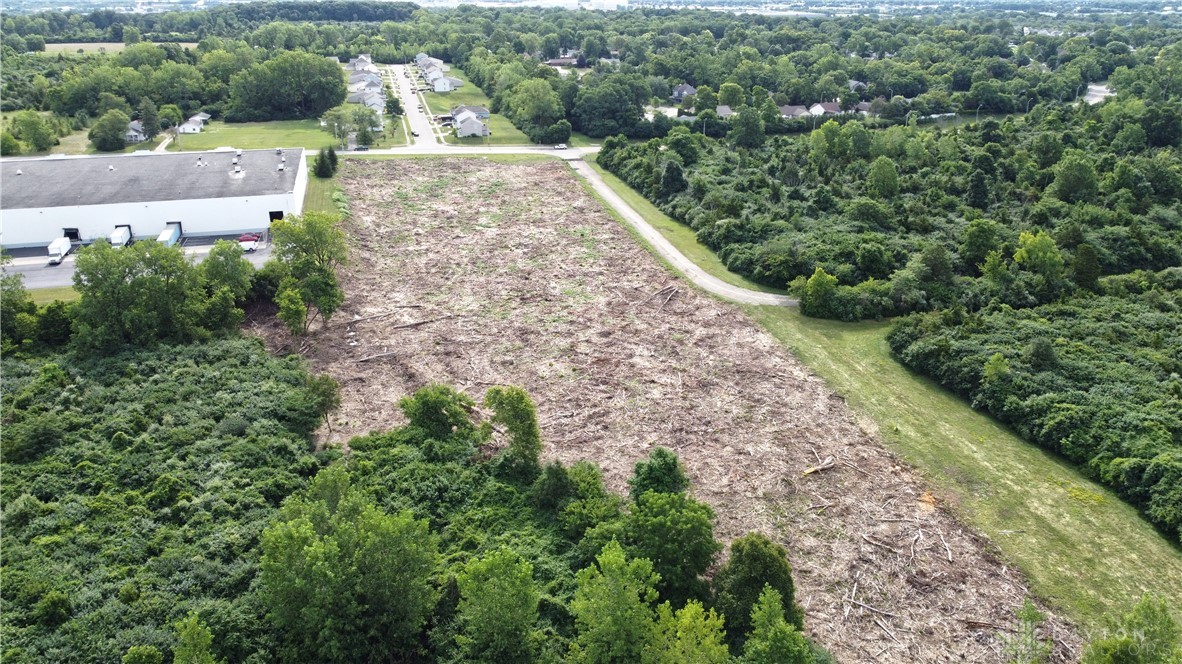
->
[47, 237, 72, 265]
[109, 225, 132, 248]
[157, 223, 181, 247]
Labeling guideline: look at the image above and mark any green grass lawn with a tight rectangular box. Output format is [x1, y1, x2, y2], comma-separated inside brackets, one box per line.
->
[568, 132, 601, 148]
[165, 119, 388, 152]
[586, 157, 784, 295]
[746, 307, 1182, 628]
[419, 67, 532, 146]
[303, 173, 340, 215]
[29, 286, 79, 305]
[444, 114, 531, 146]
[420, 67, 491, 115]
[586, 158, 1182, 629]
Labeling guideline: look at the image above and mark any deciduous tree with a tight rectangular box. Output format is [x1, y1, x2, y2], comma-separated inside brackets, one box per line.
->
[88, 109, 130, 152]
[569, 541, 659, 664]
[455, 548, 539, 663]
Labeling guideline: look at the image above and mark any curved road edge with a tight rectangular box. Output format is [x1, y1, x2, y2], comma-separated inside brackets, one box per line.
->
[7, 144, 797, 308]
[568, 159, 797, 307]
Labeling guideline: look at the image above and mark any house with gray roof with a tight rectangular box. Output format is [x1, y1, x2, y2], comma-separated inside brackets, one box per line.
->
[451, 105, 490, 119]
[125, 121, 147, 143]
[671, 83, 697, 103]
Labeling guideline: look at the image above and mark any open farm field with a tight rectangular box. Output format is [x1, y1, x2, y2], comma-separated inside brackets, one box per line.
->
[40, 41, 198, 53]
[253, 157, 1079, 662]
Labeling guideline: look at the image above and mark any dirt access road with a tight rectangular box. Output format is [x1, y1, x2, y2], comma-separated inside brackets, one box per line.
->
[256, 157, 1078, 662]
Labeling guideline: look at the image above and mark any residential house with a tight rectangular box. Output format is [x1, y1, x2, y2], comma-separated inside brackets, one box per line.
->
[125, 121, 146, 143]
[433, 76, 464, 93]
[809, 102, 842, 116]
[193, 112, 211, 122]
[177, 119, 203, 134]
[546, 57, 580, 67]
[847, 79, 868, 92]
[349, 79, 383, 94]
[671, 83, 696, 103]
[779, 105, 809, 118]
[422, 67, 444, 83]
[414, 52, 445, 69]
[715, 105, 734, 119]
[346, 54, 378, 73]
[454, 109, 489, 137]
[348, 91, 386, 114]
[451, 105, 490, 119]
[349, 71, 382, 84]
[855, 101, 873, 115]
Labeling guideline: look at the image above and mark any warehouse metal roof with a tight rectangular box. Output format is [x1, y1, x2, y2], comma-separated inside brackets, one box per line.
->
[1, 148, 304, 210]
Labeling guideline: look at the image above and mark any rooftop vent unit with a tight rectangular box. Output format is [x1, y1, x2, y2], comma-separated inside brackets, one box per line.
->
[235, 150, 243, 157]
[232, 157, 239, 165]
[275, 148, 283, 155]
[108, 165, 115, 171]
[234, 165, 242, 173]
[277, 164, 285, 171]
[15, 169, 22, 175]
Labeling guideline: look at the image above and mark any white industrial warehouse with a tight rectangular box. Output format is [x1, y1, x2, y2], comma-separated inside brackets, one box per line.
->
[0, 148, 308, 249]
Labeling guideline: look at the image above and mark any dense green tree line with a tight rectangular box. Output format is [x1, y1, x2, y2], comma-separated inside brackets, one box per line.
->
[0, 339, 339, 662]
[6, 5, 1181, 146]
[1, 356, 827, 662]
[887, 272, 1182, 541]
[601, 99, 1182, 320]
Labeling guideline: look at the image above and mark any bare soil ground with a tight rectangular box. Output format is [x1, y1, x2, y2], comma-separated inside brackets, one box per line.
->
[251, 158, 1080, 662]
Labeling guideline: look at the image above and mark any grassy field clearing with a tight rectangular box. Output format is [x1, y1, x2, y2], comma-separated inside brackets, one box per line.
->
[588, 160, 1182, 627]
[166, 119, 400, 152]
[40, 41, 198, 54]
[29, 286, 79, 305]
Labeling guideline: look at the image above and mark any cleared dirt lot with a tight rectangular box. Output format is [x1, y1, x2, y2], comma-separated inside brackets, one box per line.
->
[257, 157, 1078, 661]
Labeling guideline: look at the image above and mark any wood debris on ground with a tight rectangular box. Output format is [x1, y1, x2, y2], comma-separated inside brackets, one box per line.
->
[248, 158, 1079, 662]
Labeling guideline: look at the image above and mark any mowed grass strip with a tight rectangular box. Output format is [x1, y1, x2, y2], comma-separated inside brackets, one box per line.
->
[586, 158, 784, 295]
[29, 286, 79, 305]
[302, 172, 340, 215]
[589, 159, 1182, 627]
[164, 119, 404, 152]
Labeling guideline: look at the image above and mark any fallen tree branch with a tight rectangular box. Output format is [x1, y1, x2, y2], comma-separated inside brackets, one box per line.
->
[938, 529, 953, 562]
[639, 285, 676, 305]
[841, 460, 871, 477]
[875, 617, 903, 645]
[803, 456, 836, 476]
[861, 533, 899, 553]
[658, 287, 679, 310]
[356, 351, 398, 363]
[851, 600, 898, 618]
[389, 314, 457, 330]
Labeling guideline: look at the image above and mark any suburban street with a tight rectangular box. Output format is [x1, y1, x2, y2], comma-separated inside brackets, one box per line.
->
[388, 64, 440, 146]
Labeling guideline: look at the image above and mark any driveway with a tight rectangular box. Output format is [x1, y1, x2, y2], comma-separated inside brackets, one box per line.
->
[8, 239, 273, 290]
